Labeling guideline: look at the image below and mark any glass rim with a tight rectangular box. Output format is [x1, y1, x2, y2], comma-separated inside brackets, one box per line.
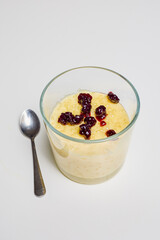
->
[40, 66, 140, 144]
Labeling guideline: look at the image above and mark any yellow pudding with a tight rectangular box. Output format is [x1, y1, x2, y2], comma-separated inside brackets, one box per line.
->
[50, 92, 129, 140]
[46, 91, 131, 184]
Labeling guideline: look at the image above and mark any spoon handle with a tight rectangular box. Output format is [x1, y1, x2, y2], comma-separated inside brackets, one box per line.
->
[31, 139, 46, 196]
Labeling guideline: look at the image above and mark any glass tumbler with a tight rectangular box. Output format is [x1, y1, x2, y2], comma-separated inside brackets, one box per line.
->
[40, 66, 140, 184]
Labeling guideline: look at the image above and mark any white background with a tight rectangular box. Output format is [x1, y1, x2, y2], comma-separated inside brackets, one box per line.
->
[0, 0, 160, 239]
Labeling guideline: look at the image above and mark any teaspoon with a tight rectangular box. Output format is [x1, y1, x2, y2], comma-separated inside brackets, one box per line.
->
[20, 109, 46, 196]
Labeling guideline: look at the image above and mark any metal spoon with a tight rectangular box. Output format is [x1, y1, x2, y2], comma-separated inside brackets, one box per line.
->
[20, 109, 46, 196]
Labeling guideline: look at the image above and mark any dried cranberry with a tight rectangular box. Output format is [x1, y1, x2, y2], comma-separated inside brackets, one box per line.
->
[95, 105, 106, 116]
[107, 92, 119, 103]
[79, 124, 91, 139]
[106, 129, 116, 137]
[95, 105, 106, 121]
[64, 112, 74, 124]
[100, 121, 106, 126]
[78, 93, 92, 117]
[58, 112, 81, 125]
[73, 114, 84, 124]
[81, 103, 91, 115]
[58, 113, 68, 125]
[78, 93, 92, 105]
[84, 116, 96, 128]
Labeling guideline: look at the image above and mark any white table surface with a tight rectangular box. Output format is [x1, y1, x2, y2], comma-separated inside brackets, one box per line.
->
[0, 1, 160, 239]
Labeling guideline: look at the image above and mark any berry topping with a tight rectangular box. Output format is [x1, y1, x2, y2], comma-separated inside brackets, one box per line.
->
[58, 112, 83, 125]
[84, 116, 97, 127]
[100, 121, 106, 127]
[58, 113, 68, 125]
[95, 105, 106, 116]
[78, 93, 92, 116]
[64, 112, 75, 124]
[73, 114, 84, 124]
[78, 93, 92, 105]
[95, 105, 106, 121]
[107, 92, 119, 103]
[81, 103, 91, 115]
[106, 129, 116, 137]
[79, 124, 91, 139]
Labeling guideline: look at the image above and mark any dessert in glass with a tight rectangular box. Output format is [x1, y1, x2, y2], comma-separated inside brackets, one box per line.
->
[40, 66, 140, 184]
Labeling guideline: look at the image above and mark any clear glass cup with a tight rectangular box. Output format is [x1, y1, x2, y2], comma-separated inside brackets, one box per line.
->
[40, 66, 140, 184]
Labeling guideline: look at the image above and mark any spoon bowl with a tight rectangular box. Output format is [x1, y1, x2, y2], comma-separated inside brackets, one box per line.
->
[20, 109, 40, 139]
